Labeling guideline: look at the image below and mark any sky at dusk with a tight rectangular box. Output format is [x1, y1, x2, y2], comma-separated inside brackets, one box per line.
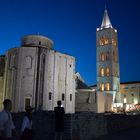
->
[0, 0, 140, 85]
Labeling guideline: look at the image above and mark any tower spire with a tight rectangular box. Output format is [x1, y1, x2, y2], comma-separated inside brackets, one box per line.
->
[101, 8, 112, 28]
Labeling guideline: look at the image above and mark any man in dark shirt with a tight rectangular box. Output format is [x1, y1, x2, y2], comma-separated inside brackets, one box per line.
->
[54, 100, 65, 140]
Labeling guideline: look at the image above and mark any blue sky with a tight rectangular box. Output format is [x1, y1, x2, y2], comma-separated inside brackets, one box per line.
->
[0, 0, 140, 85]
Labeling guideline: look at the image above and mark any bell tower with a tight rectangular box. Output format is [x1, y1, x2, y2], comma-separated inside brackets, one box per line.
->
[96, 9, 120, 112]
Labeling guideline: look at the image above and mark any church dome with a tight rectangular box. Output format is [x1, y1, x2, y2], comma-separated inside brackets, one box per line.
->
[21, 35, 54, 49]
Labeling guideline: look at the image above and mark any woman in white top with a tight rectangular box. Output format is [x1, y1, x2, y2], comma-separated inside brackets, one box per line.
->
[20, 106, 34, 140]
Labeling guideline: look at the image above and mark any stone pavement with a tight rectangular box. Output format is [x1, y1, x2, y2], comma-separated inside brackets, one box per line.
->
[95, 127, 140, 140]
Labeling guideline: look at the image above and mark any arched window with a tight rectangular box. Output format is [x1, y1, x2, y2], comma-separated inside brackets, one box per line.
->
[101, 53, 105, 61]
[106, 83, 110, 91]
[70, 94, 72, 101]
[99, 37, 104, 46]
[100, 68, 104, 77]
[62, 93, 65, 101]
[106, 67, 110, 76]
[10, 54, 16, 69]
[104, 36, 109, 45]
[106, 52, 109, 60]
[25, 56, 32, 69]
[49, 92, 52, 100]
[100, 83, 104, 91]
[112, 38, 117, 46]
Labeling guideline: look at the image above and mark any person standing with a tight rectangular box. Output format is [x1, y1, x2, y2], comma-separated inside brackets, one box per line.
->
[20, 106, 34, 140]
[54, 100, 65, 140]
[0, 99, 18, 140]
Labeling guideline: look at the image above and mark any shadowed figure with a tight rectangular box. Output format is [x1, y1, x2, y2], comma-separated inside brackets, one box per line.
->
[0, 99, 19, 140]
[20, 106, 34, 140]
[54, 100, 65, 140]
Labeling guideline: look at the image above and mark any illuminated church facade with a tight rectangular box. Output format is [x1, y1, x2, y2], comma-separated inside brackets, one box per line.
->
[0, 35, 75, 113]
[0, 9, 140, 113]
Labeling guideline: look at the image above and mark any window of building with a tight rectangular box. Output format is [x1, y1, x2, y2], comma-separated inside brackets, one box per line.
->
[104, 36, 109, 45]
[70, 94, 72, 101]
[95, 91, 97, 103]
[25, 98, 31, 109]
[106, 83, 110, 91]
[124, 98, 127, 103]
[106, 67, 110, 76]
[25, 56, 32, 69]
[100, 68, 104, 77]
[49, 92, 52, 100]
[62, 93, 65, 101]
[99, 37, 104, 46]
[131, 94, 134, 103]
[9, 54, 15, 69]
[112, 38, 117, 46]
[101, 53, 105, 61]
[101, 83, 104, 91]
[106, 52, 109, 60]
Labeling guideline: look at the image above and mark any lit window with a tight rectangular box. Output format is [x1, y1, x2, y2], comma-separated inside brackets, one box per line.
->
[100, 68, 104, 77]
[104, 37, 109, 45]
[99, 37, 104, 46]
[100, 53, 105, 61]
[124, 98, 127, 103]
[62, 93, 65, 101]
[101, 83, 104, 91]
[106, 67, 110, 76]
[112, 38, 117, 46]
[106, 83, 110, 91]
[101, 53, 105, 61]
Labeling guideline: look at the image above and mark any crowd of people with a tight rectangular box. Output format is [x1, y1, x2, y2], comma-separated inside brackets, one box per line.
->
[0, 99, 65, 140]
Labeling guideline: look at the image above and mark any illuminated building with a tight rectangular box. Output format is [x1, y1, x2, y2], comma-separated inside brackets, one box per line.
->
[96, 8, 120, 112]
[0, 35, 75, 113]
[0, 8, 140, 114]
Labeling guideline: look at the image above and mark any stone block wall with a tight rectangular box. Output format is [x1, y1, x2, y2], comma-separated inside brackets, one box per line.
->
[105, 114, 140, 134]
[12, 111, 140, 140]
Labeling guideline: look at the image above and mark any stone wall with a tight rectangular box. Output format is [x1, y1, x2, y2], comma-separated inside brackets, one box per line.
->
[12, 111, 140, 140]
[105, 114, 140, 134]
[75, 91, 97, 112]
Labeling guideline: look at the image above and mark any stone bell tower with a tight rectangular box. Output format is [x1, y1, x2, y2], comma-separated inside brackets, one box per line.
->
[96, 9, 120, 112]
